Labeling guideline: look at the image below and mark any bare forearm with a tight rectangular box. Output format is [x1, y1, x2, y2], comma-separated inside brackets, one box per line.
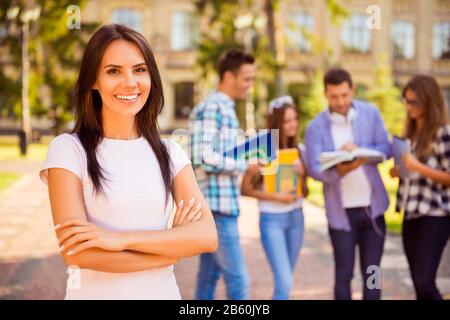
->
[64, 248, 177, 273]
[417, 164, 450, 186]
[123, 220, 218, 258]
[242, 188, 279, 202]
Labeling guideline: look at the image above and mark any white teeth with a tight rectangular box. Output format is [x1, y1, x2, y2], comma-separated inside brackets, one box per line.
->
[116, 94, 138, 100]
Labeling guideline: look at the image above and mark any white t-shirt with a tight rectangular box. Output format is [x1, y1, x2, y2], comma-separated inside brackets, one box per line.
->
[257, 182, 303, 214]
[39, 133, 191, 299]
[329, 111, 372, 208]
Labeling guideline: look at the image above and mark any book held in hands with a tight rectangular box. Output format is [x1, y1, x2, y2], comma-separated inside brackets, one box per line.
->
[263, 148, 303, 197]
[391, 135, 411, 178]
[319, 148, 385, 172]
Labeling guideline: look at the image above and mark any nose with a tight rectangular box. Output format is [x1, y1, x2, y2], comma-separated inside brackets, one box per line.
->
[122, 70, 137, 89]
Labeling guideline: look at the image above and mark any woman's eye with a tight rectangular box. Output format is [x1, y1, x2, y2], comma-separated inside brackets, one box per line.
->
[135, 67, 147, 73]
[107, 69, 119, 75]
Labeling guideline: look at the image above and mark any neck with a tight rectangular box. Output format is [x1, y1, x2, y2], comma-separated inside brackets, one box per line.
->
[281, 135, 289, 149]
[101, 107, 140, 140]
[217, 84, 234, 101]
[416, 118, 425, 131]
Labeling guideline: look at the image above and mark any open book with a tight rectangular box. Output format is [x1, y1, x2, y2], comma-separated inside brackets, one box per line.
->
[391, 135, 411, 178]
[319, 148, 385, 172]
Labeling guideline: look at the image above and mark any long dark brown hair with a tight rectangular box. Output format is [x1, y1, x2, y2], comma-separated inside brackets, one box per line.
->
[267, 104, 300, 149]
[72, 24, 172, 205]
[402, 75, 448, 160]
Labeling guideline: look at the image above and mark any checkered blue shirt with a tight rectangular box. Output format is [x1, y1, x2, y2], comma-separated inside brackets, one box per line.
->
[189, 91, 247, 216]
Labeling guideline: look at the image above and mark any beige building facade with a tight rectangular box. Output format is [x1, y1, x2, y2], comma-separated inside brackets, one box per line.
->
[82, 0, 450, 131]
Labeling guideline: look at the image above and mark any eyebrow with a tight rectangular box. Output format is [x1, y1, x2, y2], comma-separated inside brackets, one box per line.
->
[104, 63, 146, 69]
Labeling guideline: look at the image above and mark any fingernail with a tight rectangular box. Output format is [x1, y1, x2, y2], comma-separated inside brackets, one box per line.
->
[57, 238, 60, 244]
[196, 202, 202, 209]
[67, 250, 74, 256]
[54, 224, 61, 230]
[178, 200, 184, 207]
[189, 197, 195, 205]
[59, 245, 65, 252]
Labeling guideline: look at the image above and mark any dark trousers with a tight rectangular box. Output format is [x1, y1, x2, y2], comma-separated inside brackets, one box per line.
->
[402, 216, 450, 300]
[329, 207, 386, 300]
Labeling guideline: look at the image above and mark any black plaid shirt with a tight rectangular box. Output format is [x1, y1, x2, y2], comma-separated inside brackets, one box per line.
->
[396, 125, 450, 219]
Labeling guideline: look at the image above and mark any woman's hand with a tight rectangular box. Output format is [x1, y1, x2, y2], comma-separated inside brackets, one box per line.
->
[274, 192, 298, 204]
[56, 219, 127, 256]
[389, 165, 400, 178]
[293, 160, 305, 177]
[247, 163, 261, 175]
[172, 197, 202, 227]
[402, 153, 422, 172]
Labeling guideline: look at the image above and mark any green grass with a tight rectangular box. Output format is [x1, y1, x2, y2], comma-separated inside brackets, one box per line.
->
[0, 172, 21, 192]
[306, 159, 403, 234]
[0, 136, 51, 161]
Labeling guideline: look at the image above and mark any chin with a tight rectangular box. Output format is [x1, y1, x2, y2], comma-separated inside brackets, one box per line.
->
[111, 105, 144, 117]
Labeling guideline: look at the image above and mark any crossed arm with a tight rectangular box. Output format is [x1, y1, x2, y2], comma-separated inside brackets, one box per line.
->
[48, 165, 218, 273]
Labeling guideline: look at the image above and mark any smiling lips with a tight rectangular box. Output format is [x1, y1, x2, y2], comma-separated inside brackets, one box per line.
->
[114, 93, 140, 104]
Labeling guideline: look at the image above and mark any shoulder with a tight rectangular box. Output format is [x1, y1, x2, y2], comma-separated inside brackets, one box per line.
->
[306, 111, 327, 133]
[162, 138, 191, 175]
[48, 133, 83, 154]
[354, 99, 380, 116]
[162, 138, 188, 158]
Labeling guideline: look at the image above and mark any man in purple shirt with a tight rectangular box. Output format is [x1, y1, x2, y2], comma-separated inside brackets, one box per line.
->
[305, 68, 390, 300]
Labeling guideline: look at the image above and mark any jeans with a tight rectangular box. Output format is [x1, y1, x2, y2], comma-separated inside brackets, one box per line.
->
[195, 212, 249, 300]
[259, 208, 304, 300]
[328, 207, 386, 300]
[403, 216, 450, 300]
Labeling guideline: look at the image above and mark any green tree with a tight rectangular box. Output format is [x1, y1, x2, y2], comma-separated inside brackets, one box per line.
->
[0, 0, 98, 136]
[366, 54, 405, 136]
[195, 0, 283, 132]
[296, 69, 327, 140]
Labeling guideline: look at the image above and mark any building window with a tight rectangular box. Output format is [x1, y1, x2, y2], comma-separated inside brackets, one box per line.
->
[287, 12, 315, 53]
[391, 20, 415, 59]
[171, 12, 200, 51]
[111, 8, 142, 32]
[433, 22, 450, 60]
[175, 82, 195, 119]
[341, 14, 371, 54]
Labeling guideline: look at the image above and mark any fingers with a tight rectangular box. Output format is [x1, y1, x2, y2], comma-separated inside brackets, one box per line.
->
[178, 198, 198, 225]
[66, 240, 98, 256]
[58, 225, 96, 244]
[192, 210, 202, 222]
[60, 232, 96, 254]
[172, 199, 184, 226]
[185, 202, 202, 223]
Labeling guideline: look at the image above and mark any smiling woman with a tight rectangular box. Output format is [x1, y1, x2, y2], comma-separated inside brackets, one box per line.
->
[38, 24, 218, 300]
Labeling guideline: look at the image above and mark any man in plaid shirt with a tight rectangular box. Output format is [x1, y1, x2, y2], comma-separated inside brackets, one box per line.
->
[189, 49, 255, 300]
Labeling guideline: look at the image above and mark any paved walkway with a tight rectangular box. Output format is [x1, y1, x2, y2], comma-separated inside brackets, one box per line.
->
[0, 159, 449, 299]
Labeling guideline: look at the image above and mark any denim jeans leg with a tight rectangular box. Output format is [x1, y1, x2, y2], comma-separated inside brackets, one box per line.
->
[213, 214, 249, 300]
[329, 226, 356, 300]
[195, 252, 221, 300]
[260, 212, 293, 300]
[287, 208, 304, 271]
[359, 214, 386, 300]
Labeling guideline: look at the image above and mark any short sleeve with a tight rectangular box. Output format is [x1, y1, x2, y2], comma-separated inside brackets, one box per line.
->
[165, 139, 191, 178]
[39, 134, 84, 185]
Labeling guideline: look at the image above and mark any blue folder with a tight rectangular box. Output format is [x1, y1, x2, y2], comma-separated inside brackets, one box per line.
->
[222, 129, 277, 163]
